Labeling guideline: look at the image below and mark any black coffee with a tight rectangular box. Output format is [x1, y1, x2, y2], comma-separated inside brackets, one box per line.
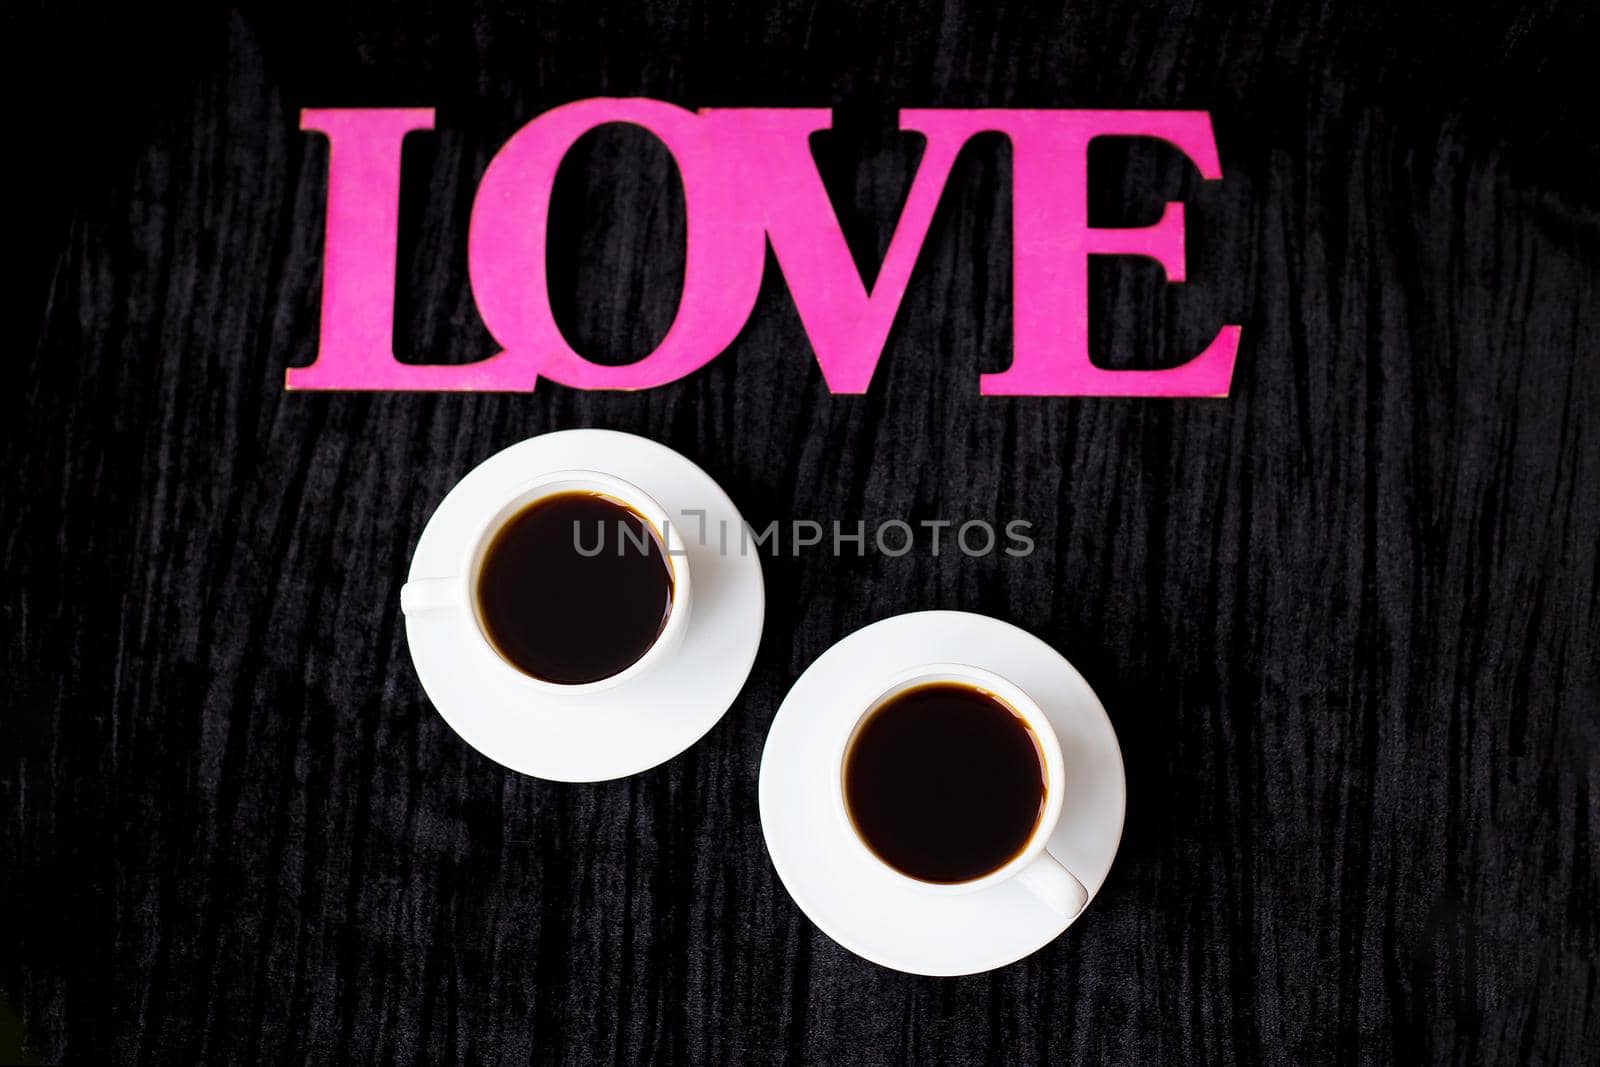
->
[476, 492, 674, 684]
[843, 683, 1046, 883]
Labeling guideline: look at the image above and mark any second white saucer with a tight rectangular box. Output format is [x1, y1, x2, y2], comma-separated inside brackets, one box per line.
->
[758, 611, 1126, 976]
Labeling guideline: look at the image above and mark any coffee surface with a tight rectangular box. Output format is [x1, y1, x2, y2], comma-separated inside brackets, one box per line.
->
[476, 492, 674, 684]
[843, 683, 1047, 883]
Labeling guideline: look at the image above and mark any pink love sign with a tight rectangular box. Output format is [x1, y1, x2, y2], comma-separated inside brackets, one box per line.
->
[289, 101, 1241, 396]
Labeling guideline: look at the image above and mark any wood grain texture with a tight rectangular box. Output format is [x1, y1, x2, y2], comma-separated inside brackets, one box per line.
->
[3, 2, 1598, 1063]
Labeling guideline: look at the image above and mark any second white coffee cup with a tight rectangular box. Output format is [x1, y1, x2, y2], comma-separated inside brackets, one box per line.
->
[830, 662, 1090, 918]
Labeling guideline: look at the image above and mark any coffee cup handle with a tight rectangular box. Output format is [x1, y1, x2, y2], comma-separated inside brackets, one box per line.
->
[400, 577, 459, 616]
[1016, 850, 1090, 919]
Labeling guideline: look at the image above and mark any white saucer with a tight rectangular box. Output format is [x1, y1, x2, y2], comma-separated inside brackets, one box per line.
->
[404, 430, 765, 782]
[758, 611, 1126, 976]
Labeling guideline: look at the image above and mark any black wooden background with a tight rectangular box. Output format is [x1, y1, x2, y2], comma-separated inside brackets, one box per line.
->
[4, 2, 1598, 1063]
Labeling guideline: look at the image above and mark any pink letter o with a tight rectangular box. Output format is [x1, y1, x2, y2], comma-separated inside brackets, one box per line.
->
[468, 98, 765, 390]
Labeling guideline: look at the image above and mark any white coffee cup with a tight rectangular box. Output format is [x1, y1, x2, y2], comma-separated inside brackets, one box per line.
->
[399, 469, 692, 693]
[832, 662, 1090, 917]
